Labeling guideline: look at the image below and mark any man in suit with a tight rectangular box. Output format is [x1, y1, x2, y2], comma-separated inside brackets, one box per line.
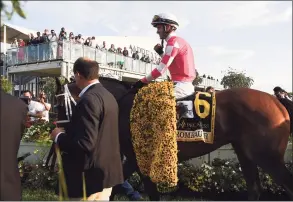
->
[273, 87, 293, 129]
[0, 90, 27, 200]
[50, 57, 124, 200]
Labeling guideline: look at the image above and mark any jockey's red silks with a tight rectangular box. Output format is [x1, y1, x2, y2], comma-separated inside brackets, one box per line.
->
[141, 32, 196, 83]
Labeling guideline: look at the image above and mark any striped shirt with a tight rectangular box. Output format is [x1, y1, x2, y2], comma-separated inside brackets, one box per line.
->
[141, 32, 196, 83]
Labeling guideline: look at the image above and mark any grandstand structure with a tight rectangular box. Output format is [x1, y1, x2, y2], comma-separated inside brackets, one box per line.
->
[1, 23, 223, 96]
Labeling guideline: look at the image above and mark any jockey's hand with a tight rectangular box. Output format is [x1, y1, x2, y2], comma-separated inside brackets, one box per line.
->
[154, 44, 164, 56]
[131, 80, 144, 90]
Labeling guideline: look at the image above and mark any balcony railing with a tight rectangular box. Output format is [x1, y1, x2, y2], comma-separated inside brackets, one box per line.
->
[4, 40, 223, 89]
[4, 40, 168, 78]
[200, 78, 223, 89]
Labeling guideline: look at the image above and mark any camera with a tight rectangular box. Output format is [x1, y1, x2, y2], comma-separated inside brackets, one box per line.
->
[19, 96, 31, 105]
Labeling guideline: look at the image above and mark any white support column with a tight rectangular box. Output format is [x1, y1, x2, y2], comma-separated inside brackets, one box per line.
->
[3, 24, 8, 77]
[3, 24, 6, 54]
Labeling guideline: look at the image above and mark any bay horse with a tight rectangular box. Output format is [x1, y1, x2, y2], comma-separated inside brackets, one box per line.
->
[50, 76, 293, 201]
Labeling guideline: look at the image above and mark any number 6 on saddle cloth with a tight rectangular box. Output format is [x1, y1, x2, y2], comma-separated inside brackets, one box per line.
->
[175, 92, 216, 144]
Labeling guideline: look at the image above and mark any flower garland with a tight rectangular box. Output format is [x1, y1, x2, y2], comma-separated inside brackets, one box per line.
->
[130, 81, 178, 186]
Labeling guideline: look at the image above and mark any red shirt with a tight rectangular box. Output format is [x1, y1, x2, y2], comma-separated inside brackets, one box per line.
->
[141, 32, 196, 83]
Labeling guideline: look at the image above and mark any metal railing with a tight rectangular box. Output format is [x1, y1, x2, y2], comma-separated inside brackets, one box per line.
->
[5, 40, 164, 77]
[4, 40, 223, 88]
[200, 78, 223, 89]
[5, 41, 62, 66]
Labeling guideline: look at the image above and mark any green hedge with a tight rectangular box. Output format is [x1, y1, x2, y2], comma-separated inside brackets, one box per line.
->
[128, 158, 293, 195]
[19, 158, 293, 198]
[22, 119, 56, 145]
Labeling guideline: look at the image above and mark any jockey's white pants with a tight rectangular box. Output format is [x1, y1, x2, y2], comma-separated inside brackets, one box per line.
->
[173, 81, 195, 99]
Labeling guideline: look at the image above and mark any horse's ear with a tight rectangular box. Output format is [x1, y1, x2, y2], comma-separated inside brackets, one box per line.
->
[64, 78, 70, 84]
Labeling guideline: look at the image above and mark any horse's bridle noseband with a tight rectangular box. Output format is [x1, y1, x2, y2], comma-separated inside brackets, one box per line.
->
[55, 84, 77, 124]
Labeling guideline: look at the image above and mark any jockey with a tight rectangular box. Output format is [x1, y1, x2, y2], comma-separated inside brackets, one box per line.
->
[132, 13, 196, 99]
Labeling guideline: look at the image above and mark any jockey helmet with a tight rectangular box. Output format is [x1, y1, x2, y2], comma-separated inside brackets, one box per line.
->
[151, 13, 179, 29]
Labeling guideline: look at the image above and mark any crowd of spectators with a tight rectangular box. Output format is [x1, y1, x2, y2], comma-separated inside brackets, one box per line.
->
[7, 27, 161, 66]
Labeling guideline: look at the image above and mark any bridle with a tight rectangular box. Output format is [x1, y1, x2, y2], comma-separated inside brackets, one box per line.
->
[55, 84, 77, 124]
[54, 79, 139, 124]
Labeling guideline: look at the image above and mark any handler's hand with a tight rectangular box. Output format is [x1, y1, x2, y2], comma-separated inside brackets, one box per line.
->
[50, 127, 64, 141]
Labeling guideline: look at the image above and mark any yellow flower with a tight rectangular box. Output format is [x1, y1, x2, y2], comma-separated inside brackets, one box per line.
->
[130, 81, 178, 187]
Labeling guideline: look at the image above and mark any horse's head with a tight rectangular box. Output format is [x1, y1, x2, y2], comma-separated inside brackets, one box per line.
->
[54, 76, 138, 126]
[54, 77, 81, 128]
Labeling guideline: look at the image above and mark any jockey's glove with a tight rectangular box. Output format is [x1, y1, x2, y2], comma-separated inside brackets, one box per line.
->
[154, 44, 164, 56]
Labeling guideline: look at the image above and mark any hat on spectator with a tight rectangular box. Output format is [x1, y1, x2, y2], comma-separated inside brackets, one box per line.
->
[273, 86, 287, 94]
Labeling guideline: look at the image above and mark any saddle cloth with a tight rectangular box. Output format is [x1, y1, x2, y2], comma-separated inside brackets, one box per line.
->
[175, 91, 216, 144]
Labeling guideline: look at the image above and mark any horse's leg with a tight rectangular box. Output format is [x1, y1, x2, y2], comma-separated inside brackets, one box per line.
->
[121, 148, 160, 200]
[232, 143, 262, 200]
[110, 158, 140, 201]
[255, 154, 293, 200]
[139, 175, 160, 201]
[119, 156, 160, 201]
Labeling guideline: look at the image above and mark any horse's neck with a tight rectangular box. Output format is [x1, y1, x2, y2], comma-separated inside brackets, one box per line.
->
[99, 79, 130, 101]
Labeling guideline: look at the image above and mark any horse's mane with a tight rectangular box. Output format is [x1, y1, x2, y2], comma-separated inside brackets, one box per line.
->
[99, 76, 133, 89]
[65, 76, 133, 89]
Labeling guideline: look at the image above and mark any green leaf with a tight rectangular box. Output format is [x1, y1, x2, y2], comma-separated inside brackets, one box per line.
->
[220, 67, 254, 89]
[11, 0, 26, 18]
[0, 76, 13, 93]
[1, 0, 26, 19]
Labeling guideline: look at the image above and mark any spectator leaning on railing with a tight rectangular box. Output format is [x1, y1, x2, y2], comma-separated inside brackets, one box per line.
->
[84, 37, 91, 46]
[41, 29, 50, 60]
[69, 32, 74, 41]
[17, 39, 25, 63]
[132, 51, 140, 60]
[100, 41, 107, 51]
[7, 25, 163, 69]
[108, 44, 116, 53]
[122, 47, 129, 57]
[48, 30, 58, 59]
[10, 38, 18, 64]
[27, 33, 36, 61]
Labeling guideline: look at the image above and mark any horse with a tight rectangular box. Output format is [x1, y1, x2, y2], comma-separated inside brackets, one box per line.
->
[49, 76, 293, 201]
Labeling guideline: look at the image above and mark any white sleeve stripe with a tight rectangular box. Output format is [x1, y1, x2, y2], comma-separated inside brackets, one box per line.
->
[159, 66, 168, 75]
[166, 56, 175, 67]
[174, 41, 180, 48]
[157, 62, 166, 72]
[146, 73, 154, 81]
[165, 45, 174, 56]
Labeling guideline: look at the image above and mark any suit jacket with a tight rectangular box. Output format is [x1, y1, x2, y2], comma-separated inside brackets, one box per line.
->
[0, 90, 27, 201]
[56, 83, 123, 198]
[278, 97, 293, 128]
